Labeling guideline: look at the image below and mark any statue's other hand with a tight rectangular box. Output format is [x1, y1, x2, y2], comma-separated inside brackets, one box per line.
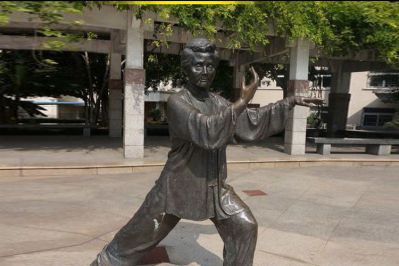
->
[294, 96, 324, 107]
[240, 66, 259, 104]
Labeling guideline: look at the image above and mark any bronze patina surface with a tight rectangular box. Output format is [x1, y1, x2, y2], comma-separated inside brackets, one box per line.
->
[91, 38, 321, 266]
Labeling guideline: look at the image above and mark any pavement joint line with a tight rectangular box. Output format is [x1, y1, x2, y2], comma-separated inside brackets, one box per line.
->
[257, 249, 317, 265]
[0, 224, 122, 259]
[320, 216, 345, 253]
[271, 186, 312, 228]
[1, 222, 102, 243]
[0, 233, 105, 259]
[2, 198, 133, 220]
[348, 174, 379, 211]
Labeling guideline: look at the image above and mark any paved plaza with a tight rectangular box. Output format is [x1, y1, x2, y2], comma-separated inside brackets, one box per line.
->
[0, 136, 398, 168]
[1, 164, 398, 266]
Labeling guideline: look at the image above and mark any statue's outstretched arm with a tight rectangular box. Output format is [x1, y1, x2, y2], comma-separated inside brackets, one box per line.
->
[233, 68, 323, 141]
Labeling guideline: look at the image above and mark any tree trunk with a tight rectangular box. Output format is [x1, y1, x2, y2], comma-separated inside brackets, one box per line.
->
[13, 89, 20, 123]
[93, 54, 110, 125]
[82, 52, 95, 127]
[0, 96, 5, 124]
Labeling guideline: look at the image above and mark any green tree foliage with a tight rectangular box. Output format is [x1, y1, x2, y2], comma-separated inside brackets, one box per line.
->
[125, 1, 399, 101]
[2, 2, 398, 67]
[0, 1, 92, 50]
[144, 51, 183, 91]
[125, 2, 399, 66]
[1, 2, 398, 63]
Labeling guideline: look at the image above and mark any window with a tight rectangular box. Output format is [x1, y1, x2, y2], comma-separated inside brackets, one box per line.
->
[363, 114, 378, 127]
[361, 108, 395, 128]
[320, 74, 332, 88]
[368, 73, 399, 88]
[378, 114, 394, 126]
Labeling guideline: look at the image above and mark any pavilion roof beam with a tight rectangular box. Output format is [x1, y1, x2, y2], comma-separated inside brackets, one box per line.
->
[240, 49, 386, 68]
[314, 58, 391, 73]
[4, 7, 388, 67]
[0, 33, 234, 61]
[7, 5, 127, 31]
[141, 26, 256, 51]
[6, 6, 264, 52]
[0, 35, 111, 54]
[145, 42, 232, 61]
[0, 21, 113, 35]
[237, 36, 294, 66]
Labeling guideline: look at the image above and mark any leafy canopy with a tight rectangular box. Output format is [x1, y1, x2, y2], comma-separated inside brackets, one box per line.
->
[128, 2, 399, 66]
[1, 2, 398, 64]
[0, 1, 91, 50]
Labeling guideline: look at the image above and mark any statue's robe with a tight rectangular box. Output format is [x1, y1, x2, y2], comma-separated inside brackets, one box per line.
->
[91, 87, 296, 266]
[155, 87, 295, 221]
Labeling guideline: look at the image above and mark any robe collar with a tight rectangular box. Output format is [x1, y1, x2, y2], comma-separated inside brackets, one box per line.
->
[186, 84, 210, 101]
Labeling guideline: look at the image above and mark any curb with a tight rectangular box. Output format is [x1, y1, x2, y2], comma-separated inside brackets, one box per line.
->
[1, 159, 399, 178]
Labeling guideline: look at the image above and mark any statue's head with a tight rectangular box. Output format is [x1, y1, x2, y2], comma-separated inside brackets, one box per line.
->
[181, 38, 220, 90]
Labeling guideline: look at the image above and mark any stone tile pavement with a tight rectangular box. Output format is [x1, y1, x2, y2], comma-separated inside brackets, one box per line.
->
[1, 165, 398, 266]
[0, 136, 398, 168]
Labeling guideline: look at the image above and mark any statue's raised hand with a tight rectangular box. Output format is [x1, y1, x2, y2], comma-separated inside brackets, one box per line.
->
[232, 66, 260, 114]
[240, 66, 259, 104]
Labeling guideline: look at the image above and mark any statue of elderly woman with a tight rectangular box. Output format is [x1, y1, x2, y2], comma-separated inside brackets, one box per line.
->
[92, 38, 320, 266]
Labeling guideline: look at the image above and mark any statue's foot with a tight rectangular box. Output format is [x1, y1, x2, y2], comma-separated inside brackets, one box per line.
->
[89, 259, 98, 266]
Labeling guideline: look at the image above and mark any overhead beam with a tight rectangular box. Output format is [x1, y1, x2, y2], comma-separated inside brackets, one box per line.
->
[6, 5, 127, 31]
[0, 35, 111, 53]
[0, 21, 113, 35]
[5, 7, 257, 51]
[238, 37, 290, 66]
[342, 60, 390, 72]
[145, 42, 233, 60]
[2, 6, 390, 64]
[142, 26, 254, 50]
[0, 34, 235, 61]
[315, 58, 391, 72]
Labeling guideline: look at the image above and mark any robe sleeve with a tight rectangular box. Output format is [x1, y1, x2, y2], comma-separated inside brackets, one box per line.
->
[234, 97, 295, 141]
[167, 95, 238, 150]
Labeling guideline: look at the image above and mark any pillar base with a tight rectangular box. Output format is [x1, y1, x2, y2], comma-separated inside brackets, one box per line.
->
[124, 145, 144, 159]
[317, 144, 331, 155]
[284, 143, 306, 155]
[366, 145, 391, 155]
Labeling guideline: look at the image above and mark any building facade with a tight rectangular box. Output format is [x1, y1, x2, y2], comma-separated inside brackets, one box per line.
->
[251, 71, 399, 131]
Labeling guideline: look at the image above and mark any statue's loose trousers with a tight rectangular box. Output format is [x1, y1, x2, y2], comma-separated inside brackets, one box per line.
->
[91, 183, 258, 266]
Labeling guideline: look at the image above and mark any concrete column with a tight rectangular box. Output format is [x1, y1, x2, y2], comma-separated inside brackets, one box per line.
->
[327, 62, 351, 137]
[108, 52, 123, 137]
[123, 13, 145, 159]
[284, 39, 310, 155]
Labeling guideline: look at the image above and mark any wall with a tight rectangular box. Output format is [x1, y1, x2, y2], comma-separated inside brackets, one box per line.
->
[251, 78, 284, 106]
[347, 71, 398, 127]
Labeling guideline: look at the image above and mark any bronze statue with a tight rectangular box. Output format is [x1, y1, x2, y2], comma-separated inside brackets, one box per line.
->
[91, 38, 320, 266]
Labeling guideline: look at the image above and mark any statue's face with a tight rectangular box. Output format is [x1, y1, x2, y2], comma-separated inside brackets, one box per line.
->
[186, 52, 217, 89]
